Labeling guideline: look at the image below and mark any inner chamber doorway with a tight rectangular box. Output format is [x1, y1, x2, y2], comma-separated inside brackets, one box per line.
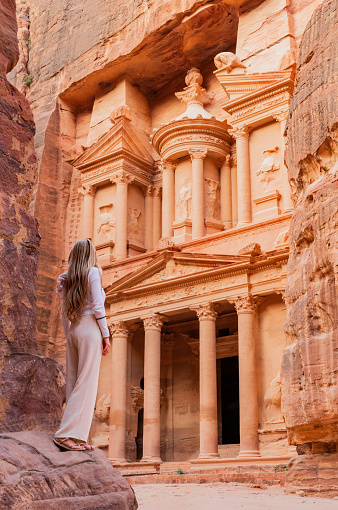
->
[218, 356, 240, 445]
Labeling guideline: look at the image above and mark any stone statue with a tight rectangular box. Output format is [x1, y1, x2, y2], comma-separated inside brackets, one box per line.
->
[97, 204, 115, 242]
[256, 147, 280, 189]
[176, 179, 192, 220]
[128, 207, 142, 243]
[204, 178, 219, 219]
[214, 52, 246, 73]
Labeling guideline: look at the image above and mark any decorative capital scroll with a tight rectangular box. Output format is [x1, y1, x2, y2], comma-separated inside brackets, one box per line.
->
[276, 290, 286, 303]
[143, 185, 154, 197]
[229, 125, 250, 140]
[221, 154, 232, 168]
[153, 187, 162, 198]
[156, 237, 176, 251]
[273, 110, 288, 123]
[143, 314, 167, 331]
[159, 158, 177, 173]
[190, 302, 218, 321]
[175, 68, 214, 107]
[109, 321, 130, 337]
[110, 170, 134, 185]
[162, 333, 175, 349]
[80, 184, 95, 197]
[189, 148, 208, 161]
[230, 295, 258, 314]
[231, 155, 237, 166]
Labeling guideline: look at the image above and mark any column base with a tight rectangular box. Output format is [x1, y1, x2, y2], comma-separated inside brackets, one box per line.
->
[238, 450, 261, 458]
[110, 457, 127, 465]
[198, 452, 220, 460]
[140, 456, 162, 464]
[236, 221, 251, 228]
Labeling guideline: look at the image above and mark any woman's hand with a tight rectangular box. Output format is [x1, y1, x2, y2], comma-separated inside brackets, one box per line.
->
[102, 337, 110, 356]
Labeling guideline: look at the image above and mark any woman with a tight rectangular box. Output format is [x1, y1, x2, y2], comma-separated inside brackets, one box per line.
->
[53, 239, 110, 451]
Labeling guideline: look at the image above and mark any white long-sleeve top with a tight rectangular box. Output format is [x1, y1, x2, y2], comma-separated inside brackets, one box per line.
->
[56, 266, 110, 339]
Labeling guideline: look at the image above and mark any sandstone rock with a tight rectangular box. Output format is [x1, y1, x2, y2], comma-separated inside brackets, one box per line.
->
[0, 0, 66, 433]
[281, 0, 338, 497]
[0, 431, 137, 509]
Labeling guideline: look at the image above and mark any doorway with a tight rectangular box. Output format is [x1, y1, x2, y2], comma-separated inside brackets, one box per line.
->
[220, 356, 240, 444]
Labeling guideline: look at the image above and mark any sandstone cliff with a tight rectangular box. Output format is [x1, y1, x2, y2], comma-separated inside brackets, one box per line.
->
[0, 0, 65, 432]
[281, 0, 338, 497]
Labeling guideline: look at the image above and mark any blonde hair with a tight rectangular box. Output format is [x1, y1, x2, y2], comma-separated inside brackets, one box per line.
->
[63, 239, 101, 322]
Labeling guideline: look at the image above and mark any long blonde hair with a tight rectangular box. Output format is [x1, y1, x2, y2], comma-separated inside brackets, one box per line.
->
[63, 239, 101, 322]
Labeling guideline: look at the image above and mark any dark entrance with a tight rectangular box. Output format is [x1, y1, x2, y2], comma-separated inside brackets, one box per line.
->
[220, 356, 240, 444]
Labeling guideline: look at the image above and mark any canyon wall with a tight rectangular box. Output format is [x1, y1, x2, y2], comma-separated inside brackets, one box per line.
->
[281, 0, 338, 497]
[0, 0, 65, 432]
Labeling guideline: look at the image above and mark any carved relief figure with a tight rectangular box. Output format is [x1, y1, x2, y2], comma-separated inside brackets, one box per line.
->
[256, 147, 280, 190]
[176, 178, 192, 220]
[214, 52, 246, 73]
[204, 178, 219, 219]
[97, 204, 115, 243]
[128, 207, 142, 244]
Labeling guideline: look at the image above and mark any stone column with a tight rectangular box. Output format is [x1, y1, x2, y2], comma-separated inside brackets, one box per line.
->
[274, 111, 294, 213]
[234, 295, 260, 457]
[109, 321, 130, 462]
[161, 160, 176, 239]
[111, 171, 134, 259]
[190, 303, 219, 459]
[81, 185, 95, 240]
[231, 155, 238, 227]
[153, 187, 162, 248]
[230, 126, 251, 226]
[220, 155, 232, 229]
[144, 185, 154, 251]
[162, 334, 174, 461]
[189, 148, 207, 239]
[142, 314, 166, 462]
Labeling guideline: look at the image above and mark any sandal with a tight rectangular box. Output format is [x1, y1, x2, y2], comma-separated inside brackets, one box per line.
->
[80, 442, 95, 450]
[53, 437, 86, 451]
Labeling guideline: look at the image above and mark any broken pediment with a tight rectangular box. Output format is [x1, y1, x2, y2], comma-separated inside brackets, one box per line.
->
[70, 115, 153, 171]
[105, 251, 250, 297]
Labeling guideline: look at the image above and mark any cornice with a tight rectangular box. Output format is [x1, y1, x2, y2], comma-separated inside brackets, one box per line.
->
[105, 250, 288, 304]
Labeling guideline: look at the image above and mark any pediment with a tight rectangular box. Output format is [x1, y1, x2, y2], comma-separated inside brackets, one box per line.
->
[71, 117, 153, 169]
[215, 69, 293, 102]
[105, 251, 250, 296]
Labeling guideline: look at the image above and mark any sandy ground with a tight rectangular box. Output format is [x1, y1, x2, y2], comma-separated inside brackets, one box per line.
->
[133, 483, 338, 510]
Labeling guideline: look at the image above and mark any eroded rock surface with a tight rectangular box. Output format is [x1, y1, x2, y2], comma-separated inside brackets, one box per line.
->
[0, 431, 137, 509]
[281, 0, 338, 497]
[0, 0, 65, 431]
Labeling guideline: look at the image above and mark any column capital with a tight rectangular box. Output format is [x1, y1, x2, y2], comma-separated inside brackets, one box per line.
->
[229, 125, 250, 140]
[222, 154, 232, 167]
[189, 148, 208, 161]
[273, 110, 288, 123]
[143, 314, 167, 331]
[190, 302, 218, 321]
[161, 333, 175, 349]
[231, 295, 258, 313]
[231, 155, 237, 166]
[110, 170, 134, 185]
[153, 186, 162, 198]
[143, 185, 154, 197]
[159, 158, 177, 172]
[109, 320, 130, 337]
[80, 184, 96, 196]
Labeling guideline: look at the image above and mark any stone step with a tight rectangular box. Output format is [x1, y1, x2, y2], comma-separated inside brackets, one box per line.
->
[218, 444, 240, 458]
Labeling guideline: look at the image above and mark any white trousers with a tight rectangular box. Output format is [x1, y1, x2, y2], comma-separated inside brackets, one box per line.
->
[55, 314, 102, 442]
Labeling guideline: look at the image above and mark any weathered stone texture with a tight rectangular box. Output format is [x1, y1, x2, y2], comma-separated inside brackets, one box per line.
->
[0, 0, 65, 432]
[281, 0, 338, 497]
[0, 431, 137, 509]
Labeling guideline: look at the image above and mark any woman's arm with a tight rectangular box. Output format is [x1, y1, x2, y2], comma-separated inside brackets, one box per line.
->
[89, 268, 110, 339]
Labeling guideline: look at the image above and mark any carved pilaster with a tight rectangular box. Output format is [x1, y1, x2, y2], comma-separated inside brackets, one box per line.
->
[190, 302, 218, 321]
[189, 148, 208, 161]
[143, 314, 167, 331]
[161, 333, 175, 349]
[143, 185, 154, 197]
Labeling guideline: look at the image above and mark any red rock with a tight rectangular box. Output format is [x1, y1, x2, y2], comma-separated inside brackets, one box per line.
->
[0, 0, 65, 431]
[0, 431, 137, 509]
[281, 0, 338, 498]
